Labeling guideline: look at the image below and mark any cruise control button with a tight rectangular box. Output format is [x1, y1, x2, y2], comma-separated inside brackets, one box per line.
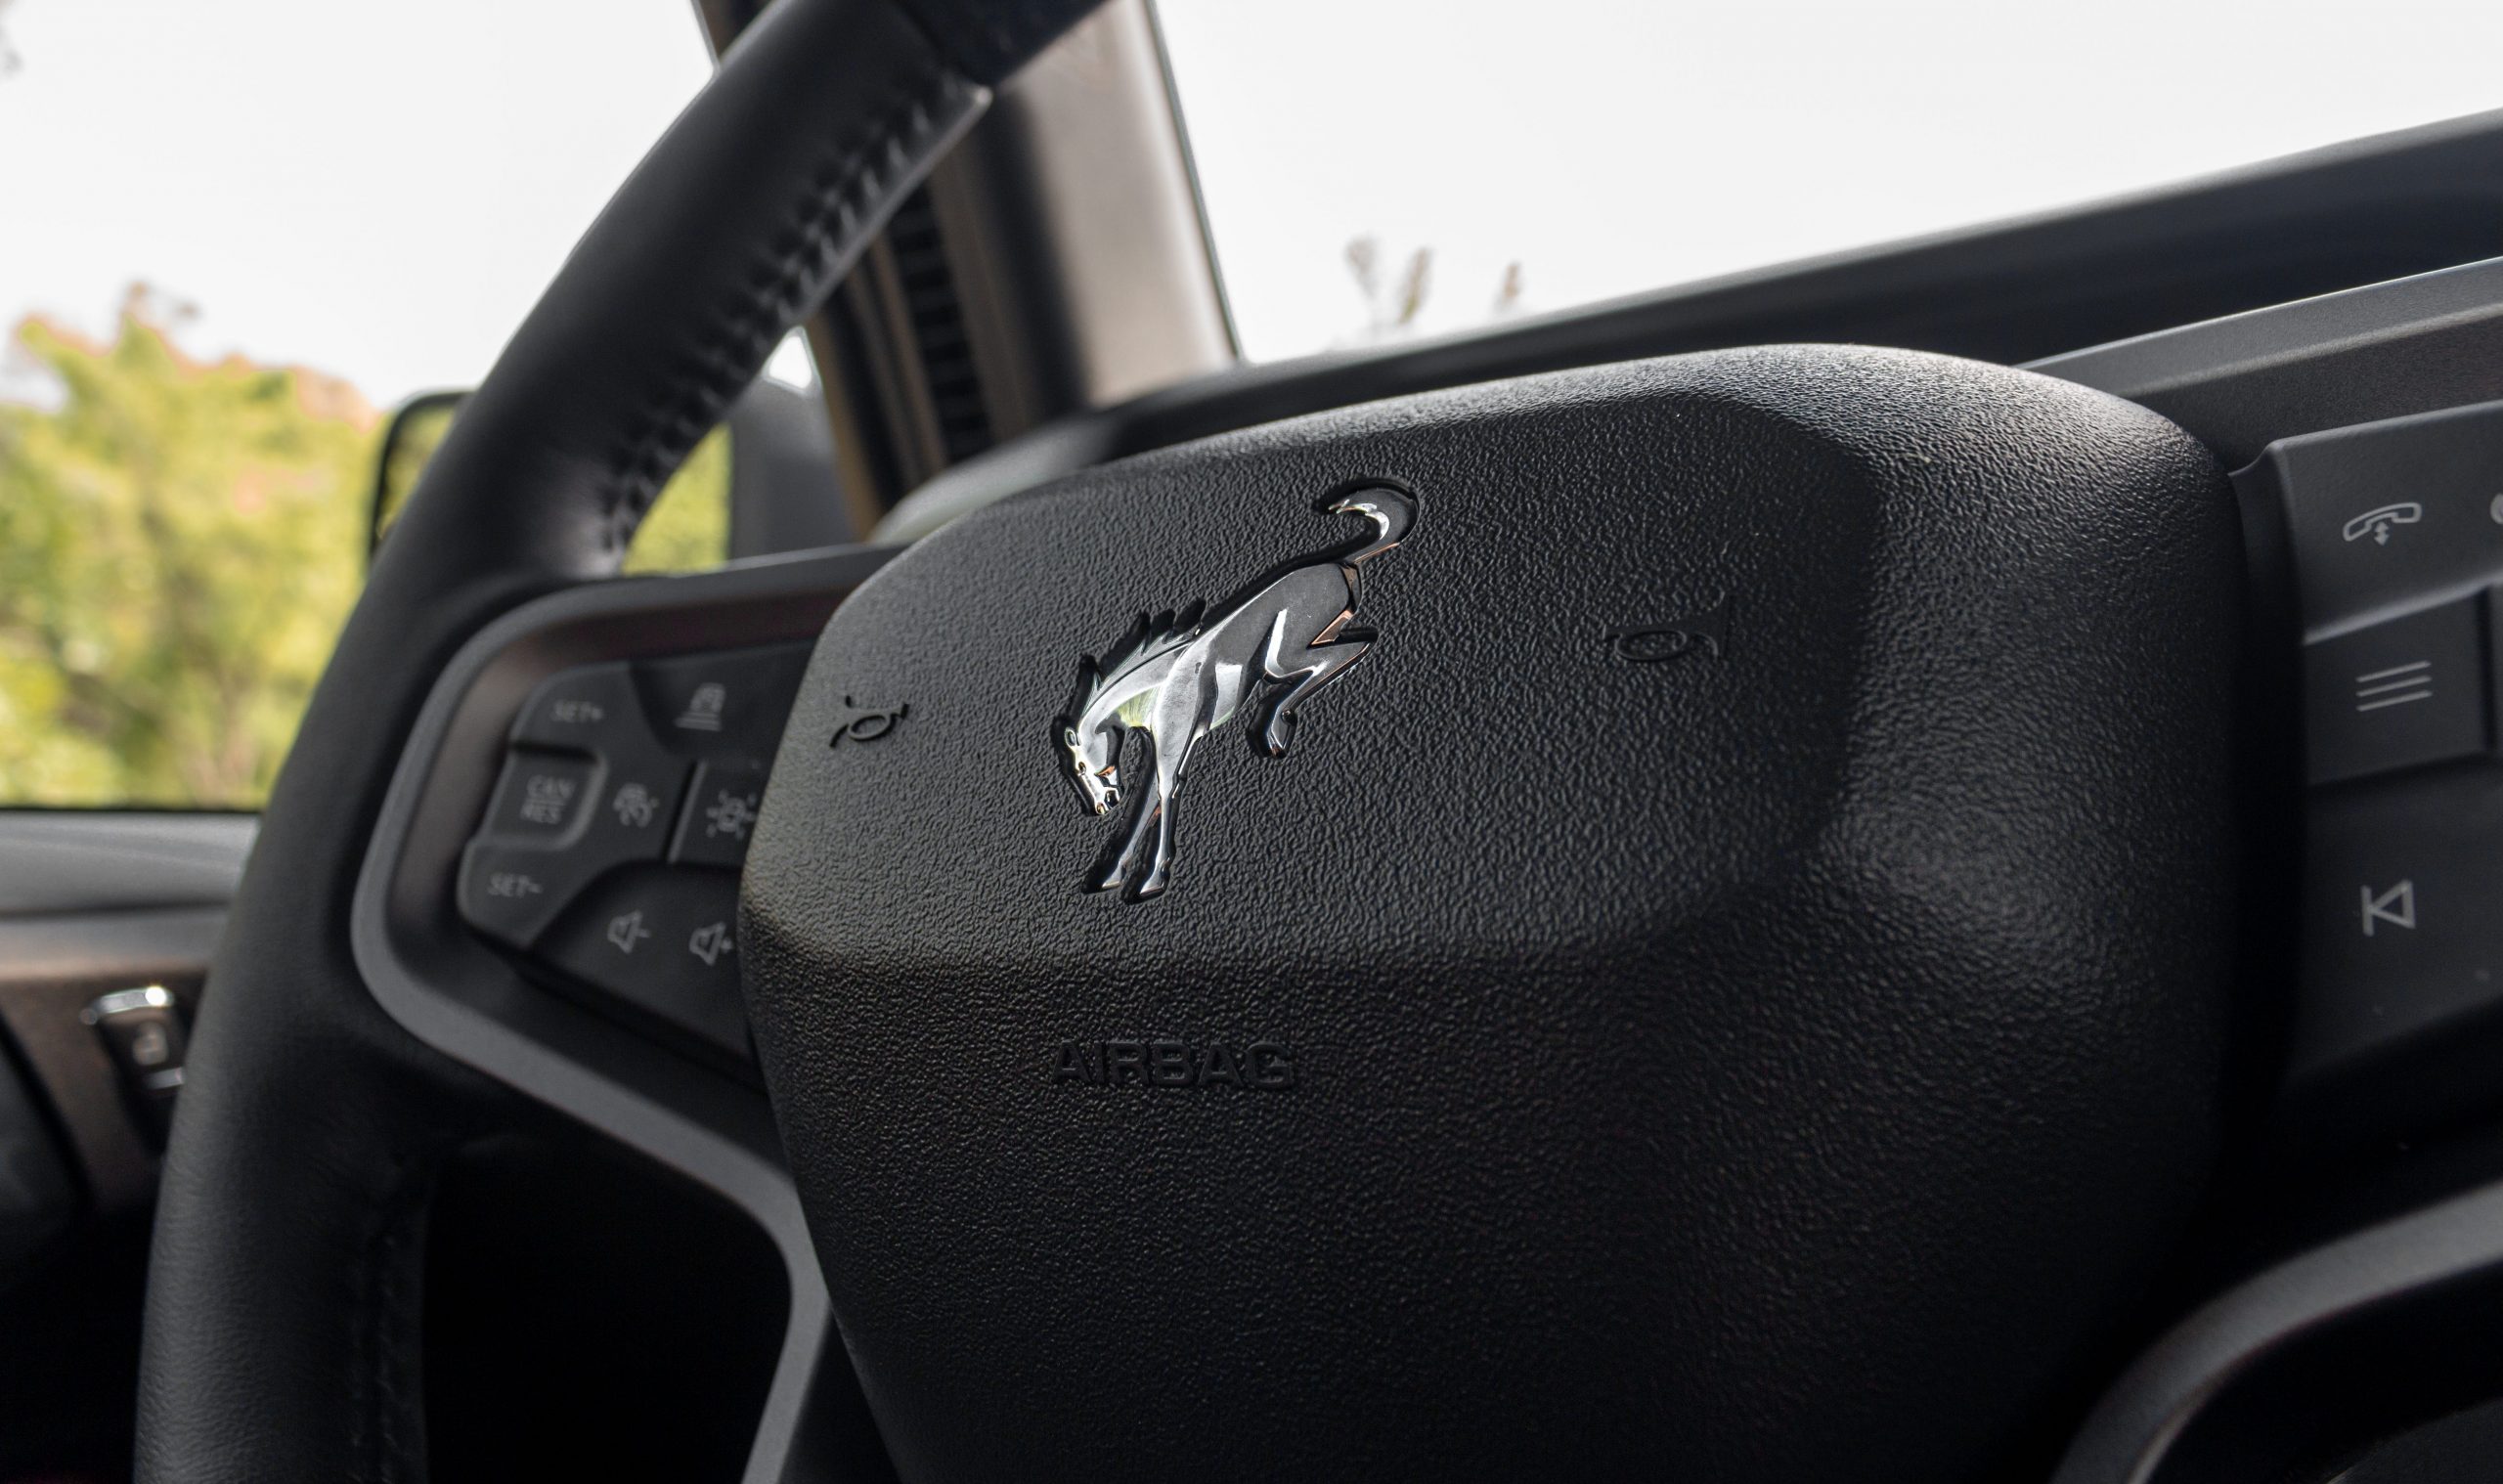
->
[460, 753, 688, 950]
[638, 643, 812, 762]
[542, 867, 749, 1059]
[479, 753, 597, 842]
[512, 661, 646, 754]
[462, 648, 803, 1045]
[458, 842, 579, 948]
[2296, 769, 2503, 1087]
[2303, 595, 2489, 785]
[581, 758, 687, 865]
[671, 762, 767, 869]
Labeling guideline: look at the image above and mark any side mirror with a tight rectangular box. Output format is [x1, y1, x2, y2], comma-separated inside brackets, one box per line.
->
[368, 389, 465, 556]
[366, 377, 849, 566]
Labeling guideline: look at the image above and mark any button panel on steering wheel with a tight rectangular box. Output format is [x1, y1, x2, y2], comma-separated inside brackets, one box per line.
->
[454, 640, 812, 1059]
[2261, 398, 2503, 1130]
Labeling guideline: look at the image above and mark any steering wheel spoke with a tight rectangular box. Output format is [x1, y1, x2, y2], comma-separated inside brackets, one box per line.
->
[352, 549, 893, 1481]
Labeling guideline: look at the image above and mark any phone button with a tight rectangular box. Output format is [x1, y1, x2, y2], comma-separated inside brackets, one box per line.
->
[2265, 400, 2503, 634]
[2338, 502, 2424, 546]
[2305, 593, 2490, 785]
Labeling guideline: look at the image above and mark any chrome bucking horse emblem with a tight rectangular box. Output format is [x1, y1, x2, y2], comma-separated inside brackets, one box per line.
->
[1057, 486, 1414, 899]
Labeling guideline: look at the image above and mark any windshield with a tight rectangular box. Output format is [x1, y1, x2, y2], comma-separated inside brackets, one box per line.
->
[1153, 0, 2503, 362]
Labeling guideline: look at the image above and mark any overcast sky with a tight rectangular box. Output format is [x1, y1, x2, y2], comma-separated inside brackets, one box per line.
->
[7, 0, 2503, 404]
[1157, 0, 2503, 360]
[0, 0, 714, 406]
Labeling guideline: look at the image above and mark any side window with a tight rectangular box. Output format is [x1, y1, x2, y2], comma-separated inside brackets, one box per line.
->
[0, 294, 372, 807]
[0, 2, 722, 810]
[370, 399, 730, 578]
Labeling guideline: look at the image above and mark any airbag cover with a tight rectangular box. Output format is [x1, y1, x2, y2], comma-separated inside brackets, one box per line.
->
[742, 346, 2240, 1482]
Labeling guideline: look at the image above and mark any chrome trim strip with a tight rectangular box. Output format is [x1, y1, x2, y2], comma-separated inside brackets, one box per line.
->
[80, 984, 176, 1021]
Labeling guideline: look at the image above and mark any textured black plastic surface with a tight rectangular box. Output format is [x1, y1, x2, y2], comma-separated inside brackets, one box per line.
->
[2039, 257, 2503, 470]
[746, 345, 2245, 1483]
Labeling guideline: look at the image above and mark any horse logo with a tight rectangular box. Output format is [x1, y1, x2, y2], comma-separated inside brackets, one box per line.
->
[1057, 485, 1414, 900]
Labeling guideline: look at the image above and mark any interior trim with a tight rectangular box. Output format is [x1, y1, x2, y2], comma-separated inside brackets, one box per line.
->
[2053, 1174, 2503, 1484]
[879, 109, 2503, 542]
[351, 547, 893, 1484]
[0, 814, 254, 920]
[2029, 255, 2503, 467]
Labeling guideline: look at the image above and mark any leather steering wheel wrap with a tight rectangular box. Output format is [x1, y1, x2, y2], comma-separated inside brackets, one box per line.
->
[137, 0, 1095, 1477]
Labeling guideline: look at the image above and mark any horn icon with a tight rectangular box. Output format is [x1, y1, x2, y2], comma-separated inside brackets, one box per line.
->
[1607, 598, 1729, 665]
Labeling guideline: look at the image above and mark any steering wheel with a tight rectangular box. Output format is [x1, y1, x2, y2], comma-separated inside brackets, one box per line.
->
[137, 0, 2259, 1479]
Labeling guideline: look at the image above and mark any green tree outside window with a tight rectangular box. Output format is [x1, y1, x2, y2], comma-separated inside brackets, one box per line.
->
[0, 288, 728, 809]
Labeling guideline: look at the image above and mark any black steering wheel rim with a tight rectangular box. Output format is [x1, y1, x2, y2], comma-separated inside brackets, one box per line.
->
[135, 1, 1089, 1476]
